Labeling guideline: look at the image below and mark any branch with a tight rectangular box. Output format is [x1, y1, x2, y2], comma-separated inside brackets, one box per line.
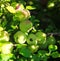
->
[47, 33, 60, 36]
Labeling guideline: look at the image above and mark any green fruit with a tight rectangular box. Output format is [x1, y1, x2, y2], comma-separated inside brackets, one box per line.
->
[1, 42, 13, 54]
[14, 31, 27, 44]
[20, 20, 33, 33]
[40, 36, 56, 49]
[27, 33, 37, 45]
[16, 3, 25, 10]
[0, 31, 9, 42]
[47, 36, 56, 45]
[36, 31, 46, 44]
[48, 44, 58, 52]
[29, 45, 39, 53]
[13, 11, 26, 21]
[13, 9, 30, 21]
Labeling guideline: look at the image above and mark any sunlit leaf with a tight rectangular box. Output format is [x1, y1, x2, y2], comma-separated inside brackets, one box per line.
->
[6, 6, 16, 13]
[26, 6, 36, 10]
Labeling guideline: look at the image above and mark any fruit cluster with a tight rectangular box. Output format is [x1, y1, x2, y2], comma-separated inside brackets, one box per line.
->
[0, 0, 60, 61]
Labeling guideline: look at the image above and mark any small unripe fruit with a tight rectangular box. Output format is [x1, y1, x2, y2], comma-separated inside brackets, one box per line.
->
[0, 31, 9, 42]
[48, 44, 58, 52]
[47, 36, 56, 45]
[15, 4, 30, 21]
[27, 33, 37, 45]
[36, 31, 46, 44]
[28, 45, 39, 53]
[14, 31, 27, 44]
[1, 42, 13, 54]
[20, 20, 33, 33]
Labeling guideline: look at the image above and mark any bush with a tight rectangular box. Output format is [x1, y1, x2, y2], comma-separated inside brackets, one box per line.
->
[0, 0, 60, 61]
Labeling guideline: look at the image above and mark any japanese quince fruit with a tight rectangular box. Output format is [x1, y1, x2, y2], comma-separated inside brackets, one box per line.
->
[20, 20, 33, 33]
[27, 33, 37, 45]
[14, 31, 27, 44]
[1, 42, 13, 54]
[0, 31, 9, 42]
[16, 3, 25, 10]
[47, 35, 56, 45]
[28, 45, 39, 53]
[36, 31, 46, 44]
[48, 44, 58, 52]
[15, 4, 30, 21]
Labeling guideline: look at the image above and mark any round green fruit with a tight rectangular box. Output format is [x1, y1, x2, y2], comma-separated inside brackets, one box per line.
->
[27, 33, 37, 45]
[28, 45, 39, 53]
[20, 20, 33, 33]
[36, 31, 46, 44]
[1, 42, 13, 54]
[14, 31, 27, 44]
[47, 36, 56, 45]
[48, 44, 58, 52]
[14, 9, 30, 21]
[39, 41, 48, 49]
[13, 11, 26, 21]
[0, 31, 9, 42]
[16, 3, 30, 19]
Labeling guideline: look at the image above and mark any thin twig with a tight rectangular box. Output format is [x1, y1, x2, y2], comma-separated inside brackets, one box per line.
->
[47, 33, 60, 36]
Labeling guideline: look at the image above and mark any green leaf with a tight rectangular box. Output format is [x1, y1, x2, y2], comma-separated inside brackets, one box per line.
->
[26, 6, 36, 10]
[38, 50, 48, 60]
[5, 0, 10, 2]
[51, 51, 60, 58]
[31, 55, 40, 61]
[17, 44, 27, 49]
[6, 6, 16, 13]
[48, 3, 55, 8]
[19, 47, 31, 58]
[1, 53, 13, 61]
[0, 27, 3, 32]
[0, 13, 3, 17]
